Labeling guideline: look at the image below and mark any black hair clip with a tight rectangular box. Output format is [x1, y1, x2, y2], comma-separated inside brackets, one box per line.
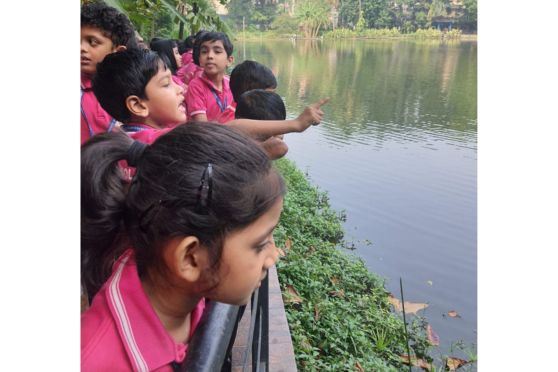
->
[196, 163, 213, 213]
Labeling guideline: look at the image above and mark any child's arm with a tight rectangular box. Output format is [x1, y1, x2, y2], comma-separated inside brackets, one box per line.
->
[226, 98, 330, 139]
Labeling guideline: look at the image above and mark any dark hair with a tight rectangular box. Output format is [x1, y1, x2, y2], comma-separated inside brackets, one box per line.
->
[178, 35, 195, 54]
[150, 39, 179, 74]
[149, 37, 163, 49]
[93, 48, 165, 123]
[230, 60, 277, 103]
[235, 90, 286, 121]
[81, 1, 137, 48]
[193, 31, 233, 66]
[81, 123, 285, 298]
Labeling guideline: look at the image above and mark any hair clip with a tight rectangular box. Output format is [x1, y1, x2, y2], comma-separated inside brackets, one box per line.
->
[196, 163, 213, 213]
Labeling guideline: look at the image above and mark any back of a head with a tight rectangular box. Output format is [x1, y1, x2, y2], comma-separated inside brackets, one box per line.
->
[150, 39, 179, 73]
[230, 60, 277, 103]
[93, 48, 164, 123]
[235, 89, 286, 121]
[179, 35, 195, 54]
[193, 31, 233, 66]
[81, 1, 136, 48]
[81, 123, 285, 296]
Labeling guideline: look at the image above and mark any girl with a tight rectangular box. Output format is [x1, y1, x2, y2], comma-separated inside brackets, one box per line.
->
[81, 123, 283, 371]
[150, 39, 185, 90]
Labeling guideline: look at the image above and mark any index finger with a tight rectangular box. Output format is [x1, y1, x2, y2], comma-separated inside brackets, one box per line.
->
[310, 97, 330, 109]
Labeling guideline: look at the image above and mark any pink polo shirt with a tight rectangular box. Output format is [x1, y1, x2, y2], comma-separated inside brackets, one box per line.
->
[177, 61, 204, 86]
[81, 75, 118, 144]
[185, 73, 235, 124]
[81, 249, 206, 372]
[121, 123, 174, 144]
[181, 50, 193, 66]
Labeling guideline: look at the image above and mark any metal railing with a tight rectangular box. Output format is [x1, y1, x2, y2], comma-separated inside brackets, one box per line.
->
[181, 274, 270, 371]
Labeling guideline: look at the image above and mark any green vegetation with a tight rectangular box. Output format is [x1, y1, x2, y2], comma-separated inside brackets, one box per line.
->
[273, 158, 431, 370]
[226, 0, 477, 36]
[89, 0, 231, 40]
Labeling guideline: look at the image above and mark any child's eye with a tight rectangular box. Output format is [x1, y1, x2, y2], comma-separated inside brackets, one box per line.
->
[255, 240, 270, 253]
[90, 38, 99, 46]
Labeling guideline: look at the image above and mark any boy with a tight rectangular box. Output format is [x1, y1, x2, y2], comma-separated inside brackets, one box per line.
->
[230, 60, 277, 103]
[80, 1, 136, 144]
[93, 49, 185, 144]
[235, 89, 289, 160]
[93, 48, 328, 146]
[185, 32, 235, 123]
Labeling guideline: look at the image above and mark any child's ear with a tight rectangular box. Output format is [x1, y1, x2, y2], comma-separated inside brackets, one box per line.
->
[171, 236, 210, 283]
[114, 45, 127, 53]
[227, 55, 234, 67]
[126, 95, 149, 119]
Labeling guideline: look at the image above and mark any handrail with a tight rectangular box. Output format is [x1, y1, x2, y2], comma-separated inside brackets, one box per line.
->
[180, 274, 270, 371]
[180, 301, 240, 371]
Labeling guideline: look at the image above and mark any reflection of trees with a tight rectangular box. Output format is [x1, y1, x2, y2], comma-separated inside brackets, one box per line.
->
[237, 39, 476, 142]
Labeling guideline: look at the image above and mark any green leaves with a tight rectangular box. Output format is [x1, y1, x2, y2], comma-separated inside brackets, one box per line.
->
[274, 158, 431, 370]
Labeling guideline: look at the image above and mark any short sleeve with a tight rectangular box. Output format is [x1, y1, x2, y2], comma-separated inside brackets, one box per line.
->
[185, 78, 207, 119]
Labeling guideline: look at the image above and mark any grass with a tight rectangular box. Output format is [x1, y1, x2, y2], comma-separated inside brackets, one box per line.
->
[273, 158, 432, 370]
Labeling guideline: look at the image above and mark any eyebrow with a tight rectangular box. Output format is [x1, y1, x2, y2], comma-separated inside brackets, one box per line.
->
[157, 72, 171, 83]
[255, 223, 278, 244]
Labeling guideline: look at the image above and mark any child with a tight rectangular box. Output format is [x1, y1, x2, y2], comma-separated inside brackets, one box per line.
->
[93, 48, 329, 145]
[177, 31, 206, 85]
[150, 38, 186, 91]
[235, 89, 289, 160]
[80, 1, 136, 144]
[81, 123, 284, 370]
[178, 35, 195, 66]
[230, 60, 278, 103]
[185, 31, 235, 123]
[92, 48, 186, 144]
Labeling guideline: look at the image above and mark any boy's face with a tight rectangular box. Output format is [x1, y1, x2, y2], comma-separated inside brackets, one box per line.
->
[142, 66, 186, 127]
[199, 40, 233, 77]
[81, 26, 116, 77]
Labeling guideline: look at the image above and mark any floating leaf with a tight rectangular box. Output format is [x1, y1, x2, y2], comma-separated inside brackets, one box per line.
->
[400, 355, 431, 370]
[426, 324, 440, 346]
[330, 276, 340, 285]
[446, 357, 468, 370]
[388, 293, 428, 314]
[284, 285, 303, 304]
[448, 310, 460, 318]
[355, 361, 365, 372]
[285, 238, 293, 251]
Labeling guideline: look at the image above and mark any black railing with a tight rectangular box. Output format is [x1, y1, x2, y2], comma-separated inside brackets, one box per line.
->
[182, 274, 270, 371]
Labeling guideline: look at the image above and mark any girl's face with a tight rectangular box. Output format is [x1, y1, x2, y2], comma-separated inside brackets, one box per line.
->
[173, 46, 183, 68]
[142, 65, 186, 127]
[207, 197, 283, 305]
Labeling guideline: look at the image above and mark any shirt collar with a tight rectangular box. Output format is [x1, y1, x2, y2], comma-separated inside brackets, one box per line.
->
[200, 72, 229, 94]
[104, 249, 205, 371]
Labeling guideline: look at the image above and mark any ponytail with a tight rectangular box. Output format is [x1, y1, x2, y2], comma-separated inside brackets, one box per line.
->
[81, 132, 140, 297]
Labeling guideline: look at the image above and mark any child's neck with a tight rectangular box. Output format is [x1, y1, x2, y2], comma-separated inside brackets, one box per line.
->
[205, 72, 225, 91]
[141, 274, 202, 344]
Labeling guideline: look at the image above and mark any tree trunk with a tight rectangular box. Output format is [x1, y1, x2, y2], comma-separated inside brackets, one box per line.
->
[179, 21, 184, 39]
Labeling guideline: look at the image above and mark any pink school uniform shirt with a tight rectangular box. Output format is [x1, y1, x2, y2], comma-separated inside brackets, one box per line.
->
[177, 61, 204, 86]
[81, 249, 206, 372]
[81, 75, 117, 144]
[121, 123, 173, 144]
[185, 73, 236, 124]
[181, 50, 193, 66]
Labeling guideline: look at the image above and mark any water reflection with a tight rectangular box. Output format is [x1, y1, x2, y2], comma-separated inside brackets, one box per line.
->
[236, 39, 477, 357]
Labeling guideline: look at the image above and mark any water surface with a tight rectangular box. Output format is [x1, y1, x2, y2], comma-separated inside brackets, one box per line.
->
[236, 39, 477, 357]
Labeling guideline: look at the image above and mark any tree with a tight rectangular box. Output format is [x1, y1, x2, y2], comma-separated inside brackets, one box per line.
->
[295, 0, 331, 38]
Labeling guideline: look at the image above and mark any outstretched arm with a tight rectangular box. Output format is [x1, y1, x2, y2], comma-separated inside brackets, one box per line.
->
[226, 98, 330, 139]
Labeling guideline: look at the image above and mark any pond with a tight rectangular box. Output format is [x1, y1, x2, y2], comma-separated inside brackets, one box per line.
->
[235, 38, 477, 357]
